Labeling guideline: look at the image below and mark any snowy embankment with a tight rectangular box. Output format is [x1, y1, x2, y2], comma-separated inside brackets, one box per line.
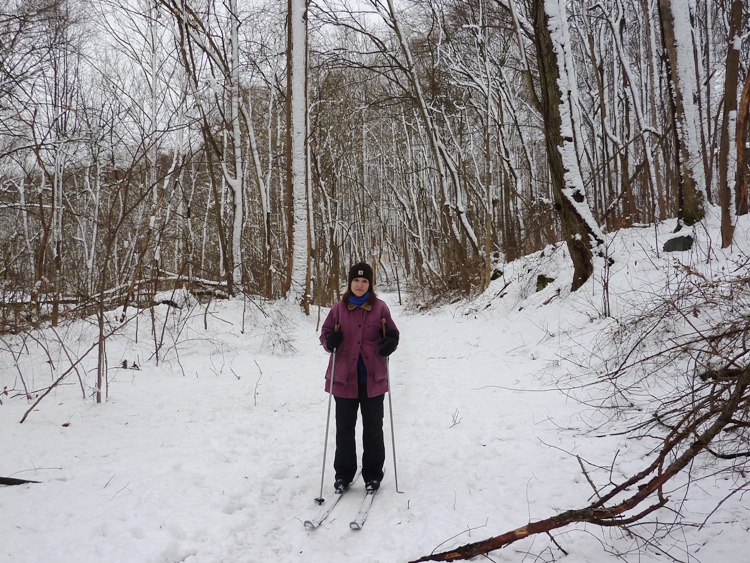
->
[3, 211, 750, 562]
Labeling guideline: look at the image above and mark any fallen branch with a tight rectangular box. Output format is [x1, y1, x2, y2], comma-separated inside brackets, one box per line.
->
[411, 366, 750, 562]
[0, 476, 41, 486]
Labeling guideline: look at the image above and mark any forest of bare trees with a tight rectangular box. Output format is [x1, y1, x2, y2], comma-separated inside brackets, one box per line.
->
[3, 2, 750, 560]
[1, 0, 748, 326]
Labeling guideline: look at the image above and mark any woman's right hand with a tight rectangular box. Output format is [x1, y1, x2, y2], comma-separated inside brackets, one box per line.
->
[326, 330, 343, 351]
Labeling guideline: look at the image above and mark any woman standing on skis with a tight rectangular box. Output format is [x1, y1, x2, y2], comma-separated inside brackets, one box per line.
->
[320, 262, 399, 493]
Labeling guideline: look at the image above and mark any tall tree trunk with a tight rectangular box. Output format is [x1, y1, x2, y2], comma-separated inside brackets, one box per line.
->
[531, 0, 605, 291]
[718, 0, 742, 247]
[735, 62, 750, 216]
[481, 0, 493, 292]
[227, 0, 244, 290]
[657, 0, 706, 228]
[286, 0, 310, 312]
[246, 92, 273, 298]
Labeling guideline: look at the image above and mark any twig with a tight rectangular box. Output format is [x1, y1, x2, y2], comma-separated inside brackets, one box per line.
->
[254, 359, 263, 406]
[576, 455, 602, 500]
[429, 518, 489, 556]
[546, 532, 569, 556]
[109, 481, 131, 501]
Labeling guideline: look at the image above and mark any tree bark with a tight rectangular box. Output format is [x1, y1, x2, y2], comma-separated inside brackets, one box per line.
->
[531, 0, 603, 291]
[657, 0, 705, 227]
[718, 0, 742, 247]
[736, 65, 750, 216]
[285, 0, 311, 312]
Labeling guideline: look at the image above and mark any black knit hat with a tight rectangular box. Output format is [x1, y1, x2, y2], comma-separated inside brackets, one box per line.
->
[348, 262, 374, 288]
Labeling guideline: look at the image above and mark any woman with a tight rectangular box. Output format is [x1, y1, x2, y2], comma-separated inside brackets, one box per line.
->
[320, 262, 399, 493]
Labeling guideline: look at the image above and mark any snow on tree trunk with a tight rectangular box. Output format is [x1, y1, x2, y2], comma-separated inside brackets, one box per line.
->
[658, 0, 707, 226]
[719, 0, 742, 248]
[286, 0, 310, 311]
[228, 0, 243, 289]
[533, 0, 605, 291]
[737, 70, 750, 216]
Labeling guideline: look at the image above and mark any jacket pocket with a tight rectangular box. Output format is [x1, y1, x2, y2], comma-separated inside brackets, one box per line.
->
[370, 356, 388, 383]
[365, 321, 383, 342]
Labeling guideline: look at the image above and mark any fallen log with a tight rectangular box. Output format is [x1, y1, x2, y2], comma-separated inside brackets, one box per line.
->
[0, 476, 40, 486]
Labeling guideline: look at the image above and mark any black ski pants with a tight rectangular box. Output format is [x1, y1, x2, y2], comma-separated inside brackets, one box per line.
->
[334, 381, 385, 484]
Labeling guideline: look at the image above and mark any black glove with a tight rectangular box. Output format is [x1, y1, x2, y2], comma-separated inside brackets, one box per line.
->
[326, 330, 343, 352]
[378, 329, 399, 356]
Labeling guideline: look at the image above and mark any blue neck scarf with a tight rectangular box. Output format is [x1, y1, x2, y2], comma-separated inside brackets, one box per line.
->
[348, 292, 371, 307]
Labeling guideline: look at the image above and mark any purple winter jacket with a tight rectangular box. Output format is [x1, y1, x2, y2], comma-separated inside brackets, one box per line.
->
[319, 297, 399, 399]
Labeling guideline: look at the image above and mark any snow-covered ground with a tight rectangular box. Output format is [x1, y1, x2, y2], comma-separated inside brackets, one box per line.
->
[3, 210, 750, 562]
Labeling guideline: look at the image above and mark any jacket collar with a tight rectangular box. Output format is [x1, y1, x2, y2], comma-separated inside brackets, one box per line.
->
[347, 301, 372, 311]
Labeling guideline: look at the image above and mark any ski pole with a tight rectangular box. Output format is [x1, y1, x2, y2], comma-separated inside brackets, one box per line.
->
[316, 324, 339, 505]
[382, 318, 402, 493]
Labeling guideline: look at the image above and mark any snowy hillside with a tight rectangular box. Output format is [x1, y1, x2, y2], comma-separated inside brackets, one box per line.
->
[3, 210, 750, 563]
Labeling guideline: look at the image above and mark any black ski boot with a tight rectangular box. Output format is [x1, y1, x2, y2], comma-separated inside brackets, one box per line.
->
[334, 479, 351, 494]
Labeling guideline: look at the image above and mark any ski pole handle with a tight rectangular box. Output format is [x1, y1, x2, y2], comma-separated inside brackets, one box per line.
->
[330, 323, 341, 352]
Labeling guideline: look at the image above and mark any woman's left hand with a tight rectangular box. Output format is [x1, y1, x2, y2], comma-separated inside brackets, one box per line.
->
[377, 330, 399, 356]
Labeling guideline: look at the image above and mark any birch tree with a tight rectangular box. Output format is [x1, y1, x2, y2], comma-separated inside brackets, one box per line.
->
[286, 0, 311, 311]
[227, 0, 244, 288]
[0, 0, 62, 299]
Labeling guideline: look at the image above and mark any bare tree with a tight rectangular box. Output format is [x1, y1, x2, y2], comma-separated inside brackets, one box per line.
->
[718, 0, 743, 247]
[657, 0, 706, 228]
[1, 0, 747, 321]
[738, 66, 750, 216]
[529, 0, 604, 291]
[286, 0, 311, 311]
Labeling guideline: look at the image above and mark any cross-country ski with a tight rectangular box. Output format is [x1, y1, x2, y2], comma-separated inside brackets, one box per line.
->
[349, 488, 378, 530]
[303, 482, 353, 530]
